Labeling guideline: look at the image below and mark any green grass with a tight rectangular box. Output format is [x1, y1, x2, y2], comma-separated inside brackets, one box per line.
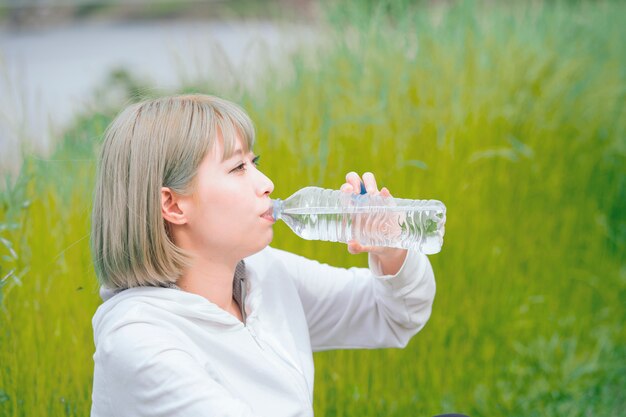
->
[1, 0, 625, 416]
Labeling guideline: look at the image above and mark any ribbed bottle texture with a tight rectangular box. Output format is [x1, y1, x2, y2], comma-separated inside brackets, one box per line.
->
[272, 186, 446, 254]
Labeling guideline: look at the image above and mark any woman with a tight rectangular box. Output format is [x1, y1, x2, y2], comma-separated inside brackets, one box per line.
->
[90, 94, 436, 416]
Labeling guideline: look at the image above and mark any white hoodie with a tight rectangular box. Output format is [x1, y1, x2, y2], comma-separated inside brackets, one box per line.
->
[90, 245, 436, 417]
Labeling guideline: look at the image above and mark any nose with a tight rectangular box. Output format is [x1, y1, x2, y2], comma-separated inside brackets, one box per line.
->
[255, 169, 274, 197]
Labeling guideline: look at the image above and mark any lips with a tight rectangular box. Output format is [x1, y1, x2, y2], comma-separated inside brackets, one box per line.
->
[260, 207, 275, 222]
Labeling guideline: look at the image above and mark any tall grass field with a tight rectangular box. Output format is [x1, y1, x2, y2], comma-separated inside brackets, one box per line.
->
[1, 1, 625, 416]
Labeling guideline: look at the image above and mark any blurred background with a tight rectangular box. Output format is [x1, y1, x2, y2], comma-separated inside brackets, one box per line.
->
[0, 0, 316, 177]
[0, 0, 624, 416]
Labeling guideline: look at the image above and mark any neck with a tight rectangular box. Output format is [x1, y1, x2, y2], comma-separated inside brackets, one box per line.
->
[176, 253, 241, 317]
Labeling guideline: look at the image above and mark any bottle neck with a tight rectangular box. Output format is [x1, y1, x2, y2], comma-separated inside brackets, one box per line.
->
[271, 198, 284, 221]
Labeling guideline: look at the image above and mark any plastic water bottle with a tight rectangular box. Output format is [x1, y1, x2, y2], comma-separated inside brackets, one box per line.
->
[271, 186, 446, 254]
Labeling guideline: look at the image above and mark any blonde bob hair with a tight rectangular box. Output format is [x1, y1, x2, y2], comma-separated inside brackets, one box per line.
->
[91, 94, 255, 289]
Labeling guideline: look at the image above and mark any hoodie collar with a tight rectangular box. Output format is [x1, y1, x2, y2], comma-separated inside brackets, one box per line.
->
[93, 260, 262, 339]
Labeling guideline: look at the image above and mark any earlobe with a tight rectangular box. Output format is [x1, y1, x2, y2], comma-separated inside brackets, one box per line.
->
[161, 187, 187, 225]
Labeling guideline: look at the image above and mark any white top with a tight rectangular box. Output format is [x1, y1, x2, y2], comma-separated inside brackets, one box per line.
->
[90, 245, 436, 417]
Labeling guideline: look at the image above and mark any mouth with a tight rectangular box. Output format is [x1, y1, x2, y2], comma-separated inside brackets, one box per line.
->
[260, 207, 275, 223]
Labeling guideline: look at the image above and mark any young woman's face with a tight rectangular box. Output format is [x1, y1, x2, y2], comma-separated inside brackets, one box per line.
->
[180, 134, 275, 261]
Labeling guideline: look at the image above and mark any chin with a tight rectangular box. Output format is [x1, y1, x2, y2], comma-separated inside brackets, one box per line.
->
[243, 231, 274, 258]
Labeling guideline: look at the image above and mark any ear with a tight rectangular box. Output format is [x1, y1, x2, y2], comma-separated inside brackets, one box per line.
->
[161, 187, 188, 225]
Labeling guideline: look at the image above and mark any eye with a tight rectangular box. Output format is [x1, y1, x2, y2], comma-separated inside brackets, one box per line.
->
[231, 155, 260, 173]
[233, 163, 246, 172]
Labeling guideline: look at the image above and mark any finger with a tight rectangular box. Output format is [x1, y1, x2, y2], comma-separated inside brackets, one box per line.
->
[346, 171, 362, 194]
[380, 187, 393, 197]
[348, 240, 385, 256]
[347, 240, 365, 254]
[347, 240, 356, 254]
[340, 183, 353, 193]
[362, 172, 378, 194]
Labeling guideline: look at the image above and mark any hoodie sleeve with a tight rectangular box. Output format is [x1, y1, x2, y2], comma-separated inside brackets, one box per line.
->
[264, 246, 436, 351]
[91, 321, 259, 417]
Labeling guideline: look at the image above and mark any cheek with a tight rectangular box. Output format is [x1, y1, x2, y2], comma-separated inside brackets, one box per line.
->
[196, 187, 249, 229]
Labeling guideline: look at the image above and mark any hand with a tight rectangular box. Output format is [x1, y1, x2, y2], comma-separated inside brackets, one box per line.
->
[340, 172, 407, 274]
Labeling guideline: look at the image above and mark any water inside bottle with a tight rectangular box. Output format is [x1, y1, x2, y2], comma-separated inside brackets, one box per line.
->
[280, 206, 445, 254]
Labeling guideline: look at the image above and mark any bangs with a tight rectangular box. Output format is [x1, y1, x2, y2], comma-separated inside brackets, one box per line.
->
[207, 100, 256, 162]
